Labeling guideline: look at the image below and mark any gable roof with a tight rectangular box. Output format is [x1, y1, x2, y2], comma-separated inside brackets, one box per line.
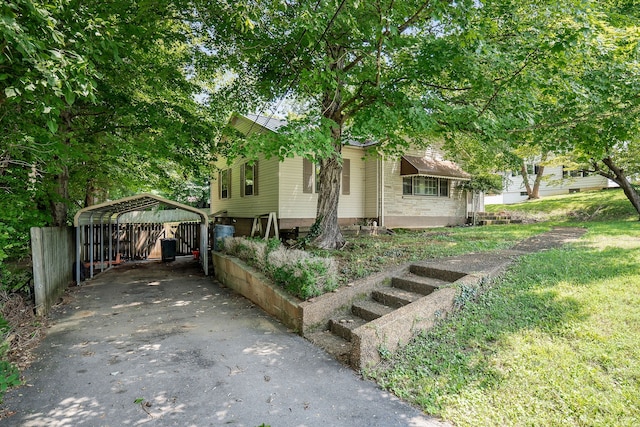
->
[230, 113, 287, 135]
[229, 113, 374, 147]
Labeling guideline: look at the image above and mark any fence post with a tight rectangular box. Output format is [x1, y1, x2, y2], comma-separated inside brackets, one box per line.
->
[30, 227, 46, 315]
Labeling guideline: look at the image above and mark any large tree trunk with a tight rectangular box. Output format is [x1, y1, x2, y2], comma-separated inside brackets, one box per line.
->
[519, 162, 535, 198]
[84, 178, 106, 207]
[601, 157, 640, 219]
[313, 153, 345, 249]
[312, 45, 347, 249]
[520, 158, 546, 200]
[531, 165, 545, 199]
[49, 165, 69, 226]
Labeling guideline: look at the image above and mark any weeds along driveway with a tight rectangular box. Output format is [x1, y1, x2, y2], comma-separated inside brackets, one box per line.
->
[2, 257, 447, 427]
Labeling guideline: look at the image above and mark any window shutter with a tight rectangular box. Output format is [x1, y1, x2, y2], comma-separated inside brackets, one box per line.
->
[254, 161, 259, 196]
[303, 158, 313, 193]
[218, 171, 222, 199]
[240, 164, 245, 197]
[342, 159, 350, 195]
[228, 169, 232, 198]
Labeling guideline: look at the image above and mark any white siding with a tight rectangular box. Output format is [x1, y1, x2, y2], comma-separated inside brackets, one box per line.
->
[210, 155, 279, 217]
[278, 157, 316, 219]
[487, 165, 613, 205]
[364, 156, 380, 218]
[339, 147, 366, 218]
[278, 147, 366, 220]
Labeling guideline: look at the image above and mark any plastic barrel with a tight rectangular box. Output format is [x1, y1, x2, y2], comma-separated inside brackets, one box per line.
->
[214, 225, 235, 251]
[160, 238, 177, 261]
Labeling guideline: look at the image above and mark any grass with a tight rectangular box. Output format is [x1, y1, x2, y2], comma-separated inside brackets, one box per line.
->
[485, 188, 638, 222]
[367, 191, 640, 426]
[313, 223, 551, 284]
[318, 189, 638, 285]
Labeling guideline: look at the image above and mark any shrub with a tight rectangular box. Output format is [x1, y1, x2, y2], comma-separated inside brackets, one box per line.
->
[222, 237, 338, 300]
[0, 315, 21, 403]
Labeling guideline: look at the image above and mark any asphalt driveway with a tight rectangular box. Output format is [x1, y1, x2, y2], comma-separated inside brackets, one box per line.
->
[2, 257, 447, 427]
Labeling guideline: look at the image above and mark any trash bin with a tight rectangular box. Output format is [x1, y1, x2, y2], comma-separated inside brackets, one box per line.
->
[161, 238, 177, 262]
[214, 224, 235, 251]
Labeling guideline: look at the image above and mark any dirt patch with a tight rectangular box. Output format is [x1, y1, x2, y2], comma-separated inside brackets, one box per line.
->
[1, 291, 48, 371]
[509, 227, 588, 253]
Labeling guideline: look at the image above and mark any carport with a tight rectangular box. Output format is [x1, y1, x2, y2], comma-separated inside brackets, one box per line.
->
[73, 193, 209, 280]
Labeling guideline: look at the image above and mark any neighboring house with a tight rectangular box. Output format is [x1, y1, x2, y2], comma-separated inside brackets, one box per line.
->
[485, 162, 615, 205]
[210, 114, 478, 234]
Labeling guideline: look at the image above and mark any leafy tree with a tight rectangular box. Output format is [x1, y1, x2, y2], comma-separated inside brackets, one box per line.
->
[203, 0, 504, 248]
[457, 1, 640, 216]
[1, 1, 219, 265]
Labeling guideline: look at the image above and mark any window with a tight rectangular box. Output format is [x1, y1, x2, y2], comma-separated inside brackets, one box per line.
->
[402, 176, 449, 197]
[302, 158, 350, 194]
[523, 163, 540, 175]
[315, 163, 321, 193]
[342, 159, 350, 195]
[219, 169, 231, 199]
[241, 162, 258, 197]
[562, 166, 586, 178]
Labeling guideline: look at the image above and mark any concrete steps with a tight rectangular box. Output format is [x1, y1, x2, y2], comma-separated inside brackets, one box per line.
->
[470, 212, 523, 226]
[312, 262, 463, 369]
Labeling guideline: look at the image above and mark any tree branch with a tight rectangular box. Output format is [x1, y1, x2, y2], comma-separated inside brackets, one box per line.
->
[344, 0, 433, 73]
[477, 49, 538, 118]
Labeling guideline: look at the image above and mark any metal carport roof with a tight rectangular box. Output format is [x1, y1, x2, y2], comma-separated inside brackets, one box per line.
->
[74, 193, 209, 279]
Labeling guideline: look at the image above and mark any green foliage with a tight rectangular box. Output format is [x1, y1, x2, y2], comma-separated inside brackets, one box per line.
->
[0, 267, 32, 294]
[486, 189, 638, 222]
[0, 359, 21, 401]
[0, 315, 21, 402]
[459, 174, 503, 194]
[312, 225, 549, 285]
[369, 221, 640, 426]
[222, 237, 338, 300]
[2, 0, 221, 242]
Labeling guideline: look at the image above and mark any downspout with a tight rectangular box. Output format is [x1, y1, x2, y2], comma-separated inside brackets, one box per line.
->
[201, 220, 208, 276]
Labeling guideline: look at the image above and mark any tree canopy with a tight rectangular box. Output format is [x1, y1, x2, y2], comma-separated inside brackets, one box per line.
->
[2, 0, 640, 263]
[1, 0, 220, 265]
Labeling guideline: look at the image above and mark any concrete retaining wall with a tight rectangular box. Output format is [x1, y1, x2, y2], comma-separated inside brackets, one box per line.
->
[212, 253, 303, 332]
[350, 287, 458, 370]
[30, 226, 74, 315]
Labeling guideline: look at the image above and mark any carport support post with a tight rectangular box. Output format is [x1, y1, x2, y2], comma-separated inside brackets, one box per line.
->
[75, 225, 81, 284]
[99, 215, 104, 273]
[89, 213, 94, 279]
[108, 217, 113, 268]
[116, 217, 121, 262]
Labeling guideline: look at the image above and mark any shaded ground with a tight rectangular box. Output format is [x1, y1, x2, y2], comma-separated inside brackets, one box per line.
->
[1, 257, 446, 426]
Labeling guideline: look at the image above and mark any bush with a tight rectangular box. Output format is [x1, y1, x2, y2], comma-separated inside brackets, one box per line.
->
[222, 237, 338, 300]
[0, 315, 21, 403]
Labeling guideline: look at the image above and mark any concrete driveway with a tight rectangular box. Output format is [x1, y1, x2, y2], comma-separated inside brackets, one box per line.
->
[2, 257, 448, 427]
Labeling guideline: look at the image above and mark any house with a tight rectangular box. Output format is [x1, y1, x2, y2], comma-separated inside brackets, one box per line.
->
[485, 162, 615, 205]
[210, 114, 478, 235]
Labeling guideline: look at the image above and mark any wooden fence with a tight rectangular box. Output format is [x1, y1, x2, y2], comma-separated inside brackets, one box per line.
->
[30, 226, 74, 316]
[79, 222, 200, 263]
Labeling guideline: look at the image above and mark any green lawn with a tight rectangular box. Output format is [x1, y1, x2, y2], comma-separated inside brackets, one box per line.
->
[315, 223, 551, 284]
[485, 188, 638, 222]
[369, 219, 640, 426]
